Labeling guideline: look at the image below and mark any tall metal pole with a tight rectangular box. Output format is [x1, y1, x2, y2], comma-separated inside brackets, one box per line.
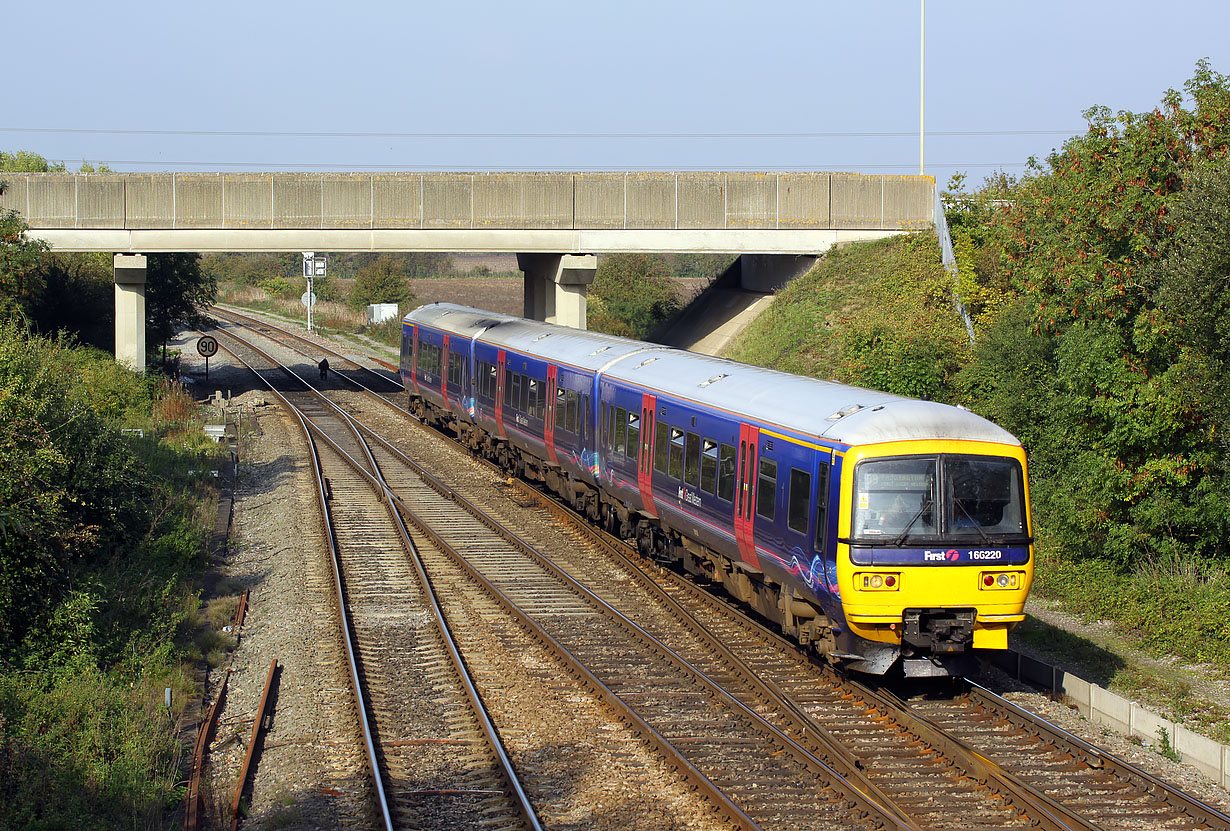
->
[920, 0, 925, 175]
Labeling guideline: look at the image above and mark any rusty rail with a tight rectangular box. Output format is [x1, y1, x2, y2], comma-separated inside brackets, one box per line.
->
[184, 669, 231, 831]
[229, 659, 279, 831]
[233, 589, 249, 629]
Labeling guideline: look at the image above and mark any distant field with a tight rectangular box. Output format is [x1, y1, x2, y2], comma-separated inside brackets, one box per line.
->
[409, 277, 523, 315]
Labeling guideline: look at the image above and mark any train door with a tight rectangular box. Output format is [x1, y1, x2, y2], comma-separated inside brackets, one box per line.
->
[495, 349, 507, 438]
[733, 423, 761, 569]
[637, 393, 657, 516]
[545, 365, 559, 465]
[441, 334, 450, 402]
[781, 446, 819, 580]
[410, 325, 420, 394]
[816, 452, 836, 594]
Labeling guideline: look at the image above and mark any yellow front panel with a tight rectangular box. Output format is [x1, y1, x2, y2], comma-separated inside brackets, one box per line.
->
[836, 439, 1034, 638]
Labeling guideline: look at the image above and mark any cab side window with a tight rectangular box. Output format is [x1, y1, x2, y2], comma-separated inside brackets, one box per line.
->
[815, 459, 831, 551]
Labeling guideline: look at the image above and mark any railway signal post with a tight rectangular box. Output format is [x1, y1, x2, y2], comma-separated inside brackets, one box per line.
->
[302, 252, 326, 332]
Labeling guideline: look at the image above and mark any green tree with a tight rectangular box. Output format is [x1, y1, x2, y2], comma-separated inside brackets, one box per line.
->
[0, 326, 155, 654]
[26, 254, 113, 348]
[956, 61, 1230, 565]
[146, 253, 216, 364]
[0, 151, 66, 173]
[1155, 156, 1230, 465]
[350, 255, 415, 309]
[0, 192, 49, 323]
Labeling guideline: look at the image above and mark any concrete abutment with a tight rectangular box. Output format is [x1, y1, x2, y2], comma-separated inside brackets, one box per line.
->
[114, 253, 147, 372]
[517, 253, 597, 329]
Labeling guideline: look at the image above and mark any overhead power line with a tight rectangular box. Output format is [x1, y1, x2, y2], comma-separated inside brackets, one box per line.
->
[42, 158, 1035, 172]
[3, 126, 1080, 140]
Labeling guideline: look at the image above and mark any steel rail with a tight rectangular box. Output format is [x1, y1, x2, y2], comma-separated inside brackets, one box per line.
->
[265, 362, 912, 830]
[966, 681, 1230, 831]
[208, 309, 968, 829]
[211, 319, 905, 829]
[211, 325, 546, 830]
[204, 331, 396, 831]
[213, 325, 763, 830]
[504, 479, 1097, 831]
[212, 306, 401, 389]
[229, 659, 279, 831]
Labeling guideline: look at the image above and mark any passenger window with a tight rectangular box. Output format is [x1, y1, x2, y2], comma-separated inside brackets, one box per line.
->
[528, 378, 540, 419]
[568, 390, 578, 433]
[510, 373, 522, 412]
[626, 410, 640, 459]
[757, 457, 776, 520]
[717, 443, 736, 502]
[669, 428, 685, 479]
[701, 439, 718, 493]
[505, 368, 513, 403]
[614, 406, 627, 455]
[815, 460, 831, 550]
[606, 403, 615, 449]
[654, 420, 670, 473]
[788, 468, 811, 534]
[684, 432, 700, 487]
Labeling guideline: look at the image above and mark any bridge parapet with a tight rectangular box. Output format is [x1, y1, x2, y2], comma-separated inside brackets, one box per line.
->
[0, 171, 934, 233]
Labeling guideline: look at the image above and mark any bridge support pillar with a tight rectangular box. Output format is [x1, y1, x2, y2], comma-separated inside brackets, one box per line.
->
[739, 254, 818, 293]
[114, 253, 147, 373]
[517, 253, 598, 329]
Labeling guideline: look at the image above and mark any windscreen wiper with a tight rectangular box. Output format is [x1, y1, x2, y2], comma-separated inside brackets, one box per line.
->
[891, 499, 934, 547]
[952, 499, 993, 544]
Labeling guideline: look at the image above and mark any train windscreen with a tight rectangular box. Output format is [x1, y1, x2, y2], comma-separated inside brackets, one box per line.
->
[850, 455, 1026, 545]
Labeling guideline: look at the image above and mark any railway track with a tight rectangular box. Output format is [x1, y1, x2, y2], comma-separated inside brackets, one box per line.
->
[207, 307, 1230, 831]
[212, 327, 540, 831]
[211, 315, 900, 830]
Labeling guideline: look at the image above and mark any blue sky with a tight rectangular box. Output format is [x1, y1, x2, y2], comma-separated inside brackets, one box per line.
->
[6, 0, 1230, 190]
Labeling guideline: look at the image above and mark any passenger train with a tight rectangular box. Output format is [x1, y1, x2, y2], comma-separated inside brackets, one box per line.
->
[401, 303, 1033, 677]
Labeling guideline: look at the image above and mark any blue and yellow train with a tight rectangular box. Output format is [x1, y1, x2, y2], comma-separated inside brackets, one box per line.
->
[401, 303, 1033, 677]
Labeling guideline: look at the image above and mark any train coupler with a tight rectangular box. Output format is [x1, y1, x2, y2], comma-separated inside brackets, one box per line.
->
[902, 608, 976, 654]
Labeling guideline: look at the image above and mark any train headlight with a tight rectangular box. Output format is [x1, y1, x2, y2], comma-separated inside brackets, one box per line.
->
[856, 572, 900, 591]
[979, 571, 1022, 591]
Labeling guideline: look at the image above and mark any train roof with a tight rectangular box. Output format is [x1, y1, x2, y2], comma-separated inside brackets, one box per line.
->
[405, 304, 1019, 448]
[407, 303, 664, 372]
[604, 349, 1018, 447]
[404, 303, 518, 340]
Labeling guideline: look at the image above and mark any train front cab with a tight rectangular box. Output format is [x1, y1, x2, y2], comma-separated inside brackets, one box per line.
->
[835, 439, 1033, 677]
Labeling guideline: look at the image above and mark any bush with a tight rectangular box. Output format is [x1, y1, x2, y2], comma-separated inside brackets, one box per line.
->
[587, 254, 681, 340]
[0, 323, 216, 828]
[349, 256, 415, 310]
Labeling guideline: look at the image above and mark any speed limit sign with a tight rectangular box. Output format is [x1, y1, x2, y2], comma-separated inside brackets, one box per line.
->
[197, 336, 219, 358]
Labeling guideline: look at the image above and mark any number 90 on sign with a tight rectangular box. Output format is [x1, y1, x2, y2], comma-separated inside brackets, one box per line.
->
[197, 336, 219, 358]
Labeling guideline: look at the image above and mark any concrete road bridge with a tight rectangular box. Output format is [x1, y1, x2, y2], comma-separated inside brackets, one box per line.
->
[0, 170, 936, 370]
